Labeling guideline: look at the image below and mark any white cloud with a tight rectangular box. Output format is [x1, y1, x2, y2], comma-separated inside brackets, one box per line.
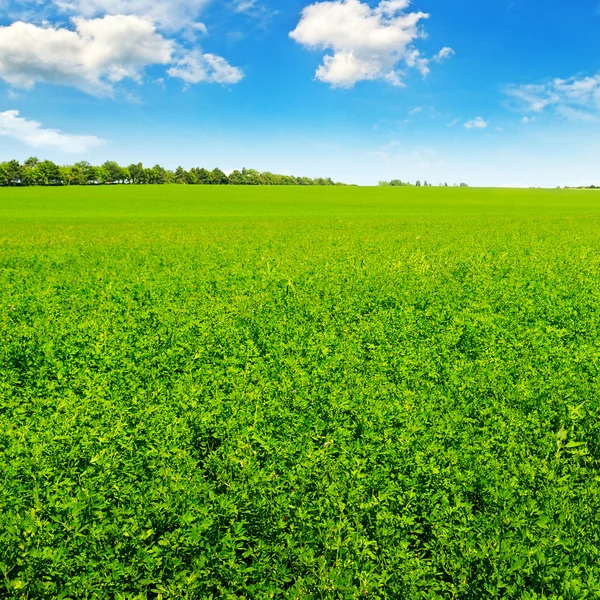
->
[54, 0, 210, 32]
[433, 46, 454, 62]
[405, 48, 429, 76]
[506, 74, 600, 121]
[555, 106, 599, 123]
[464, 116, 488, 129]
[521, 116, 535, 124]
[168, 50, 243, 84]
[0, 16, 243, 96]
[447, 118, 459, 127]
[0, 16, 173, 96]
[289, 0, 432, 88]
[232, 0, 257, 12]
[409, 106, 422, 115]
[0, 109, 105, 152]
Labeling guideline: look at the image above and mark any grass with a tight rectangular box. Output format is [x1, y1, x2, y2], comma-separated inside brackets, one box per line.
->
[1, 186, 600, 598]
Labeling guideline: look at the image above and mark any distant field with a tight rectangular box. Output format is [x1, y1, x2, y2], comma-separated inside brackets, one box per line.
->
[1, 184, 600, 221]
[1, 186, 600, 598]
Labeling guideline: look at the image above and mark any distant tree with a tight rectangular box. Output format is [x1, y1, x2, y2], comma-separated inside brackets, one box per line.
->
[211, 168, 229, 185]
[195, 168, 213, 184]
[415, 180, 421, 187]
[5, 160, 23, 186]
[149, 165, 166, 184]
[260, 171, 277, 185]
[228, 170, 245, 185]
[128, 163, 145, 185]
[174, 166, 188, 184]
[242, 168, 263, 185]
[0, 164, 8, 186]
[36, 160, 60, 186]
[24, 157, 39, 169]
[98, 167, 111, 185]
[72, 161, 96, 185]
[59, 166, 75, 186]
[183, 169, 196, 184]
[21, 163, 39, 186]
[102, 161, 124, 184]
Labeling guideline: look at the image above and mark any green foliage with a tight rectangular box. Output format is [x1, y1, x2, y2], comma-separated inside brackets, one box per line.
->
[0, 186, 600, 598]
[0, 160, 349, 187]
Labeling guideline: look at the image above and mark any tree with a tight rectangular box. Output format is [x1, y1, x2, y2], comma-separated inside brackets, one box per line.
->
[242, 168, 263, 185]
[102, 161, 125, 184]
[211, 168, 229, 185]
[229, 170, 245, 185]
[5, 160, 23, 186]
[22, 163, 39, 186]
[195, 168, 213, 184]
[185, 169, 197, 185]
[174, 166, 188, 184]
[128, 163, 145, 185]
[60, 166, 75, 186]
[24, 157, 39, 169]
[35, 160, 60, 186]
[74, 162, 97, 185]
[98, 167, 111, 185]
[148, 165, 166, 184]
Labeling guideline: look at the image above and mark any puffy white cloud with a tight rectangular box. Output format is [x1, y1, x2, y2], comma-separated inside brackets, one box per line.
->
[0, 16, 173, 96]
[0, 15, 243, 95]
[0, 109, 105, 152]
[167, 50, 243, 84]
[53, 0, 210, 32]
[464, 117, 488, 129]
[506, 75, 600, 120]
[433, 46, 454, 62]
[289, 0, 431, 88]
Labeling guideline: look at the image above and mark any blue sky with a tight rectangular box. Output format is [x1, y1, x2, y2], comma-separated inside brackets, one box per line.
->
[0, 0, 599, 187]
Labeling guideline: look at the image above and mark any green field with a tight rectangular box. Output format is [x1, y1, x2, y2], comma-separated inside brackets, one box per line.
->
[1, 186, 600, 598]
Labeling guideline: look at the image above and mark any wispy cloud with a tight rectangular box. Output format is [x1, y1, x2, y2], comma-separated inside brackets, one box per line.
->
[505, 74, 600, 121]
[0, 109, 105, 152]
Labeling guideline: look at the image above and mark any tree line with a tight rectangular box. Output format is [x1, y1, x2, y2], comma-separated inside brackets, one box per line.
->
[0, 158, 352, 187]
[379, 179, 469, 187]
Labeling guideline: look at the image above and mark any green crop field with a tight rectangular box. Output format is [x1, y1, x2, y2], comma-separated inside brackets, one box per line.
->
[1, 185, 600, 599]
